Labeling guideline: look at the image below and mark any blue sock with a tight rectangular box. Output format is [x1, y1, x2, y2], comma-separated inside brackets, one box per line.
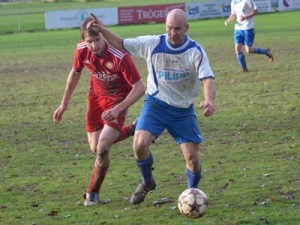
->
[136, 154, 153, 185]
[185, 168, 202, 188]
[253, 47, 267, 54]
[236, 53, 247, 70]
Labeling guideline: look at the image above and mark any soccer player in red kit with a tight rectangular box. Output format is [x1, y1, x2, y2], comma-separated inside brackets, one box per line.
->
[53, 15, 145, 206]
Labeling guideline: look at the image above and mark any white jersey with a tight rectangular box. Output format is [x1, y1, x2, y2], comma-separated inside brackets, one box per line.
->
[123, 35, 214, 108]
[231, 0, 257, 30]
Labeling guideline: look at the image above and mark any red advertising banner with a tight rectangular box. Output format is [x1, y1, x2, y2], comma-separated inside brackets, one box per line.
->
[118, 3, 185, 25]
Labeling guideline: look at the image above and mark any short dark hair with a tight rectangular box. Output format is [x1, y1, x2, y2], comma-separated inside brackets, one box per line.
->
[80, 16, 101, 40]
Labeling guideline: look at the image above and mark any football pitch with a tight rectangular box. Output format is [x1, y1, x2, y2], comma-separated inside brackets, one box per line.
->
[0, 4, 299, 225]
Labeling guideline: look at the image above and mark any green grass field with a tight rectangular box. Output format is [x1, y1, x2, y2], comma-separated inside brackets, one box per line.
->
[0, 1, 299, 224]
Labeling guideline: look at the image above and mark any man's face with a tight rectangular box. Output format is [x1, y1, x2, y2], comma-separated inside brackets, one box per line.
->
[84, 33, 105, 56]
[166, 18, 189, 46]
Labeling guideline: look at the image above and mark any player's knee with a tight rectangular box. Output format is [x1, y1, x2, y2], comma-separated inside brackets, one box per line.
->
[95, 156, 110, 168]
[89, 144, 97, 153]
[97, 147, 108, 157]
[133, 138, 149, 152]
[245, 46, 252, 54]
[133, 143, 150, 162]
[185, 157, 199, 169]
[96, 141, 111, 158]
[95, 148, 109, 168]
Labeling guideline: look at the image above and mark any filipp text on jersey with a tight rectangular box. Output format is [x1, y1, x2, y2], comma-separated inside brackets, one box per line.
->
[158, 70, 190, 82]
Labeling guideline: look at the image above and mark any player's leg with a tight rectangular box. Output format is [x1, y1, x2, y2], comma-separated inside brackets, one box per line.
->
[167, 107, 202, 189]
[84, 125, 119, 206]
[130, 96, 164, 204]
[84, 130, 103, 206]
[180, 142, 202, 188]
[87, 130, 101, 153]
[248, 46, 273, 62]
[83, 95, 105, 206]
[245, 29, 273, 62]
[234, 30, 248, 72]
[236, 44, 248, 71]
[130, 130, 157, 204]
[84, 96, 123, 206]
[130, 132, 158, 204]
[113, 117, 137, 143]
[86, 94, 104, 153]
[133, 130, 155, 181]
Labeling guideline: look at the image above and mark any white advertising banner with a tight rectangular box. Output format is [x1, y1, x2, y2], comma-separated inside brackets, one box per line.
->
[45, 8, 118, 30]
[253, 0, 274, 12]
[186, 0, 231, 20]
[278, 0, 300, 11]
[45, 1, 300, 30]
[185, 0, 275, 20]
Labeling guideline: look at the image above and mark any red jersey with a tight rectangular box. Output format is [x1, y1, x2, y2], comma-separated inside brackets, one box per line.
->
[73, 40, 141, 99]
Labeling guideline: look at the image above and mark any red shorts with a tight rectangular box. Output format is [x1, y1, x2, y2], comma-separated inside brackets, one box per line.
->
[86, 94, 127, 133]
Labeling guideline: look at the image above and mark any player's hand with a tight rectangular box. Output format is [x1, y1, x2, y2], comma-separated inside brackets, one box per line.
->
[224, 20, 229, 26]
[53, 105, 67, 124]
[87, 13, 104, 30]
[101, 107, 120, 122]
[200, 101, 215, 117]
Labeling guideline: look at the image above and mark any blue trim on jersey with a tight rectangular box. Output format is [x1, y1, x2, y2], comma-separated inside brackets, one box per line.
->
[234, 0, 242, 3]
[152, 35, 203, 57]
[199, 76, 214, 81]
[150, 35, 204, 96]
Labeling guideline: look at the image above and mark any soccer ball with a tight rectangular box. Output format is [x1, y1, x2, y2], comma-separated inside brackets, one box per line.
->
[178, 188, 209, 218]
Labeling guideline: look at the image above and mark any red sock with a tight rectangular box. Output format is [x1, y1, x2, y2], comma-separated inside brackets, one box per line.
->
[113, 124, 133, 144]
[86, 163, 108, 193]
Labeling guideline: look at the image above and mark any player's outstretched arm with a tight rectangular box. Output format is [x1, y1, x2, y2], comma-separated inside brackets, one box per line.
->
[89, 13, 124, 51]
[53, 69, 81, 124]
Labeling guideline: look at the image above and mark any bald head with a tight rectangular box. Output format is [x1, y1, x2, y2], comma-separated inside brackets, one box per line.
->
[165, 9, 189, 46]
[166, 9, 187, 24]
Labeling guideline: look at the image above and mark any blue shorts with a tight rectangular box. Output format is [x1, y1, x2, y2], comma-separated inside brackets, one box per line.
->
[135, 95, 203, 145]
[234, 28, 255, 47]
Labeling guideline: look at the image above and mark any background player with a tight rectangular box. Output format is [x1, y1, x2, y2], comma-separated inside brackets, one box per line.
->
[224, 0, 273, 72]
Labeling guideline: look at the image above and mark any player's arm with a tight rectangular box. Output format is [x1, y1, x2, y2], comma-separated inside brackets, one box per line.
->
[59, 68, 82, 109]
[116, 79, 145, 112]
[89, 13, 124, 51]
[100, 26, 124, 51]
[224, 14, 236, 26]
[101, 79, 146, 121]
[53, 68, 81, 124]
[200, 78, 216, 117]
[240, 9, 258, 21]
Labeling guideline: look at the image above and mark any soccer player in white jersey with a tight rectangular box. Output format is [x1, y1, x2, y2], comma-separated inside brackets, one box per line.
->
[225, 0, 273, 72]
[88, 9, 216, 205]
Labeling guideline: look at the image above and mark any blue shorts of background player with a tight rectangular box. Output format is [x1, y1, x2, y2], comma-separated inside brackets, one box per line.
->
[234, 28, 255, 47]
